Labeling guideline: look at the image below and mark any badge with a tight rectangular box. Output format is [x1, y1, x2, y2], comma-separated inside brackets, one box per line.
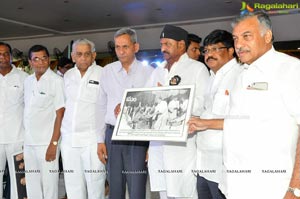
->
[169, 75, 181, 86]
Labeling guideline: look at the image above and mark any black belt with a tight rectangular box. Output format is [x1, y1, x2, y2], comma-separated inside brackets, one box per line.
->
[106, 124, 115, 130]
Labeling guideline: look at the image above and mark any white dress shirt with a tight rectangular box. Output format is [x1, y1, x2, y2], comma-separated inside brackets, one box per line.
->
[0, 65, 28, 143]
[61, 63, 104, 146]
[24, 68, 65, 145]
[196, 58, 242, 183]
[219, 47, 300, 199]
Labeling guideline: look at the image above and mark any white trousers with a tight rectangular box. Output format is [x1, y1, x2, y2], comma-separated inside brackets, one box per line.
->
[23, 145, 59, 199]
[0, 142, 23, 199]
[60, 141, 106, 199]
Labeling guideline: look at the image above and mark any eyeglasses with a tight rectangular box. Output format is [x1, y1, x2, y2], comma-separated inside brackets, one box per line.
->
[31, 56, 49, 63]
[202, 47, 228, 55]
[0, 52, 10, 57]
[74, 51, 93, 58]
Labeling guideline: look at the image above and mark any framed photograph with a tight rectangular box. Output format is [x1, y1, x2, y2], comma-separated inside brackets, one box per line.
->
[112, 85, 195, 142]
[11, 151, 27, 199]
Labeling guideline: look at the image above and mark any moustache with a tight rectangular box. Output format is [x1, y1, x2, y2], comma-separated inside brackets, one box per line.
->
[162, 51, 170, 55]
[236, 47, 250, 54]
[206, 57, 217, 62]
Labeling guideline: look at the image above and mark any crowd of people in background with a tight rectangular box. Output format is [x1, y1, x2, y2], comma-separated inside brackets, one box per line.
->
[1, 10, 300, 199]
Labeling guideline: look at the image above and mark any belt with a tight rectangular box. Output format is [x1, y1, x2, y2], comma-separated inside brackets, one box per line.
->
[106, 124, 115, 130]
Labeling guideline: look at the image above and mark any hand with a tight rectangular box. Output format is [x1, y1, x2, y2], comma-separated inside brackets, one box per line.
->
[157, 82, 162, 87]
[187, 117, 208, 133]
[114, 103, 121, 118]
[45, 144, 57, 162]
[97, 143, 107, 164]
[145, 149, 149, 163]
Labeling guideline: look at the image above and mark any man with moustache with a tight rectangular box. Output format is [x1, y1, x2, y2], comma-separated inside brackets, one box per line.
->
[60, 38, 106, 199]
[97, 28, 153, 199]
[187, 29, 241, 199]
[24, 45, 65, 199]
[189, 11, 300, 199]
[147, 24, 209, 199]
[0, 42, 28, 199]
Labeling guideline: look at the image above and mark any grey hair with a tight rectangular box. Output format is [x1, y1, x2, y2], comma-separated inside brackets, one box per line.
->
[231, 10, 273, 41]
[114, 28, 138, 43]
[72, 38, 96, 52]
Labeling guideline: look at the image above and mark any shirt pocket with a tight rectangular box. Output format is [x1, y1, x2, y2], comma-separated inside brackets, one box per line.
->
[33, 92, 53, 109]
[212, 90, 230, 116]
[8, 84, 23, 105]
[79, 83, 99, 103]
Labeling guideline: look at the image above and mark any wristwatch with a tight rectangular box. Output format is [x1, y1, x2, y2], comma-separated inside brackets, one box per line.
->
[52, 141, 58, 146]
[287, 187, 300, 197]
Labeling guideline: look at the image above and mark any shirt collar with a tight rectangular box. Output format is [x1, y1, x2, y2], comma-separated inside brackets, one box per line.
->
[244, 46, 275, 72]
[35, 67, 51, 81]
[115, 58, 138, 74]
[74, 61, 97, 76]
[210, 58, 239, 77]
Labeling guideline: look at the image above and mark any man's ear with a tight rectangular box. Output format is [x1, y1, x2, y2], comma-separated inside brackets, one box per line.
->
[134, 42, 140, 53]
[228, 47, 235, 57]
[178, 40, 186, 51]
[264, 29, 273, 44]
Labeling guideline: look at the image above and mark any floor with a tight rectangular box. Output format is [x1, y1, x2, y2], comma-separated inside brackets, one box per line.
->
[58, 174, 160, 199]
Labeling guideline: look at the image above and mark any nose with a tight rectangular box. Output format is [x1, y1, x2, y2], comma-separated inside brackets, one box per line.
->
[234, 37, 243, 49]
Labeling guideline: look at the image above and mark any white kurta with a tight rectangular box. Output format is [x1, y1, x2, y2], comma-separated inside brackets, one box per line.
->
[147, 53, 209, 197]
[24, 68, 65, 145]
[219, 47, 300, 199]
[61, 63, 104, 146]
[196, 59, 242, 183]
[0, 66, 27, 143]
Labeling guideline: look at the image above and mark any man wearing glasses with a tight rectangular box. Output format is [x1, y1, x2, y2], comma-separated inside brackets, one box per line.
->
[23, 45, 65, 199]
[60, 38, 106, 199]
[188, 29, 241, 199]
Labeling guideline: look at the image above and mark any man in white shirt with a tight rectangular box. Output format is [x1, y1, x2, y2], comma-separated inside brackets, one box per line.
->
[60, 38, 106, 199]
[147, 24, 209, 199]
[188, 29, 241, 199]
[23, 45, 65, 199]
[97, 28, 153, 199]
[189, 11, 300, 199]
[0, 42, 28, 199]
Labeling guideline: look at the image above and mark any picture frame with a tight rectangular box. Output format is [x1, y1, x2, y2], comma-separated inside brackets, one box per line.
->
[112, 85, 195, 142]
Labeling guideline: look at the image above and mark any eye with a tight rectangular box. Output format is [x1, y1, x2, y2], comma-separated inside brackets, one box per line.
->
[243, 34, 252, 41]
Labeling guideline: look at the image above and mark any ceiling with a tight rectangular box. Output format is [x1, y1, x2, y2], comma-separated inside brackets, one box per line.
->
[1, 0, 299, 41]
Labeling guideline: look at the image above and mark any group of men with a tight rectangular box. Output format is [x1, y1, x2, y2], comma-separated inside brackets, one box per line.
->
[0, 10, 300, 199]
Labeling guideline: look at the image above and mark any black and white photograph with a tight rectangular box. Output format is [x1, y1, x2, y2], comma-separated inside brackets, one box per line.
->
[112, 85, 194, 142]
